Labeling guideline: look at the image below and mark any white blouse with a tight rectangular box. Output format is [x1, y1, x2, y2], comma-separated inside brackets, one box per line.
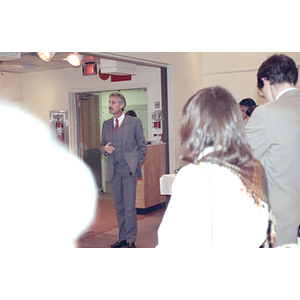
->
[157, 163, 269, 249]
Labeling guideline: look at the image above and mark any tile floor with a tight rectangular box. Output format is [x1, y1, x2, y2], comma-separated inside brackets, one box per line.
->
[76, 192, 166, 248]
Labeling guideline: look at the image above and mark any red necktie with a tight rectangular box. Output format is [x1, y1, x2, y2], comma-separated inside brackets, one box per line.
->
[115, 118, 119, 132]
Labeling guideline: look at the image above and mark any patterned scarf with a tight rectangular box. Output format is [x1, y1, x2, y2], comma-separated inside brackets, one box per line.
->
[221, 158, 276, 247]
[200, 154, 276, 247]
[222, 158, 266, 209]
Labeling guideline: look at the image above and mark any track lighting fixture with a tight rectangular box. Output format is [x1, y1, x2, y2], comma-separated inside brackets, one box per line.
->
[37, 52, 83, 67]
[64, 53, 83, 67]
[37, 52, 55, 61]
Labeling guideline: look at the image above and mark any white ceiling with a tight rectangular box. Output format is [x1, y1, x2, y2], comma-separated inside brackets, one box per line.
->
[0, 52, 101, 74]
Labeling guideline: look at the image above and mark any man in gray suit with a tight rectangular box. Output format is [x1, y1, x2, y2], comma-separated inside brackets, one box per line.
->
[245, 54, 300, 247]
[100, 92, 147, 248]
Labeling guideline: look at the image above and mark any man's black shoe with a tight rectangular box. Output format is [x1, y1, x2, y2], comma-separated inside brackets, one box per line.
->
[110, 240, 128, 248]
[128, 242, 135, 248]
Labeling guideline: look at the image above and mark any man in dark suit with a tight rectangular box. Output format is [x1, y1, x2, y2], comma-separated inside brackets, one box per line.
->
[100, 92, 147, 248]
[245, 54, 300, 247]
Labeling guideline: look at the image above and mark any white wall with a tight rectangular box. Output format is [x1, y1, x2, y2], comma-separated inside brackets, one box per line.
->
[202, 52, 300, 105]
[0, 72, 22, 105]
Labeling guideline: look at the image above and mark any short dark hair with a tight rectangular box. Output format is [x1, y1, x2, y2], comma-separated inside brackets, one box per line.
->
[239, 98, 256, 107]
[109, 92, 126, 111]
[257, 54, 298, 90]
[180, 86, 253, 166]
[126, 110, 137, 117]
[246, 105, 258, 117]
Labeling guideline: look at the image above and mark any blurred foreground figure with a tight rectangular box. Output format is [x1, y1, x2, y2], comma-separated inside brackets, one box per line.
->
[0, 102, 97, 248]
[157, 86, 272, 249]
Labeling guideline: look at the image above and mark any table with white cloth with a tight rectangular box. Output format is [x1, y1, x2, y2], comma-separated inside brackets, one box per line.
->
[159, 174, 176, 195]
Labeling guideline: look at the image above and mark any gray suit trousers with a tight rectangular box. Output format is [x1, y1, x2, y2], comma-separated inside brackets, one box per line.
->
[110, 163, 137, 243]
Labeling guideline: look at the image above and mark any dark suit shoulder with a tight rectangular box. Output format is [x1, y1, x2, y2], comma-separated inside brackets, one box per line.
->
[124, 115, 142, 126]
[103, 118, 113, 127]
[124, 115, 137, 122]
[103, 117, 113, 123]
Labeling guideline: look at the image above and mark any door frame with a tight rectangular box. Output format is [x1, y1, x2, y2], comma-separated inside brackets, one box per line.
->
[69, 84, 155, 192]
[68, 67, 171, 184]
[69, 84, 151, 155]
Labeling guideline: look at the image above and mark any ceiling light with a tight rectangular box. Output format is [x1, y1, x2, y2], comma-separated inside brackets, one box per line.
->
[64, 53, 83, 67]
[37, 52, 55, 61]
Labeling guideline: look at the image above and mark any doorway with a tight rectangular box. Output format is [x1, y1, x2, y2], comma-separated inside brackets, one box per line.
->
[77, 88, 148, 194]
[77, 93, 102, 191]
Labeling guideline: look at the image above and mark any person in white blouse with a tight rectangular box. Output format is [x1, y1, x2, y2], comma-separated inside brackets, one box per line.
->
[157, 86, 271, 248]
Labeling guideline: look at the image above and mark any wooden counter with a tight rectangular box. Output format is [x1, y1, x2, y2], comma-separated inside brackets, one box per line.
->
[136, 143, 166, 213]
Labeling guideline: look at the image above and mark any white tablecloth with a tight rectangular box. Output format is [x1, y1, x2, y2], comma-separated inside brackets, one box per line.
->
[159, 174, 176, 195]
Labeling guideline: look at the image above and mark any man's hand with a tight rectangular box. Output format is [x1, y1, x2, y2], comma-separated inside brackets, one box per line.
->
[104, 142, 115, 154]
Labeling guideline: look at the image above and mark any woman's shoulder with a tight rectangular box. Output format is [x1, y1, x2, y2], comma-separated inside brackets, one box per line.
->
[177, 163, 209, 175]
[174, 163, 207, 183]
[174, 163, 222, 188]
[176, 162, 245, 188]
[177, 162, 227, 176]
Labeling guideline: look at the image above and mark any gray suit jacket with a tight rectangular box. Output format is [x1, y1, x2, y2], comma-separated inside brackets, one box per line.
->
[99, 114, 147, 182]
[245, 89, 300, 246]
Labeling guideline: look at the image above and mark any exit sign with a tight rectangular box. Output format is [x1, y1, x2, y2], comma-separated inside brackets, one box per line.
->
[82, 63, 97, 76]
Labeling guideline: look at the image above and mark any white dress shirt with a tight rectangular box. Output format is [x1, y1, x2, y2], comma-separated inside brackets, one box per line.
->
[114, 113, 125, 127]
[275, 87, 297, 100]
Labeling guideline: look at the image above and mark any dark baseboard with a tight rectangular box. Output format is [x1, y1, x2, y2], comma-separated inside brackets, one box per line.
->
[136, 202, 166, 215]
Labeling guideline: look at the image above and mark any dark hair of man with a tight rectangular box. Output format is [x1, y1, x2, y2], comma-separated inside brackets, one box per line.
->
[180, 86, 253, 166]
[126, 110, 137, 117]
[109, 92, 126, 111]
[257, 54, 299, 90]
[246, 105, 258, 117]
[239, 98, 256, 107]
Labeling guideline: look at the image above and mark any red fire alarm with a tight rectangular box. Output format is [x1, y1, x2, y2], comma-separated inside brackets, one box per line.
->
[153, 121, 161, 128]
[99, 69, 110, 80]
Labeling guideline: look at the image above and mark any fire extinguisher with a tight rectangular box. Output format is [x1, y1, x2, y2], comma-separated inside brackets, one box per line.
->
[56, 118, 64, 143]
